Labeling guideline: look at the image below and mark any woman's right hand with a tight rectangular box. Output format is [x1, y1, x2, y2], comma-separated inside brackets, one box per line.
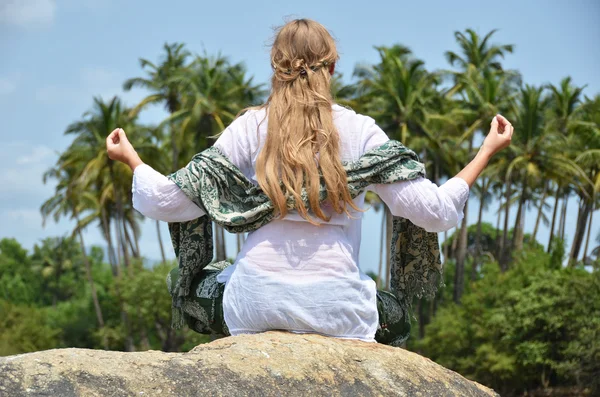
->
[480, 114, 514, 157]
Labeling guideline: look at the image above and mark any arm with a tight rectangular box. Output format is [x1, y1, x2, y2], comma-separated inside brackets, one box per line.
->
[455, 114, 513, 188]
[362, 114, 514, 232]
[131, 164, 205, 222]
[106, 128, 205, 222]
[371, 177, 470, 232]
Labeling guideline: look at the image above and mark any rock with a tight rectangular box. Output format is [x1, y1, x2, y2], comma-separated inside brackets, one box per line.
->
[0, 331, 497, 396]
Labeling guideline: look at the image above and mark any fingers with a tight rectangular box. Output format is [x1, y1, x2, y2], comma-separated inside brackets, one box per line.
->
[118, 128, 129, 143]
[106, 129, 118, 145]
[495, 114, 512, 133]
[106, 128, 126, 144]
[106, 128, 126, 160]
[495, 114, 509, 124]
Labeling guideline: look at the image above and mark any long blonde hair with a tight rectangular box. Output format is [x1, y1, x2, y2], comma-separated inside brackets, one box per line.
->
[253, 19, 361, 225]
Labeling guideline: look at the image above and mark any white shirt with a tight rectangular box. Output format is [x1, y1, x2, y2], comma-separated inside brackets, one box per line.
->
[132, 104, 470, 342]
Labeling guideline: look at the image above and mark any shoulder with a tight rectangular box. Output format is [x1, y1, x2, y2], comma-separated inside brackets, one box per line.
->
[331, 104, 385, 159]
[213, 107, 267, 166]
[332, 103, 377, 131]
[228, 106, 267, 131]
[217, 107, 266, 145]
[332, 104, 388, 149]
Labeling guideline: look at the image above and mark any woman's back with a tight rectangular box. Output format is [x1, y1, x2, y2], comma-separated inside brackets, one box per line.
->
[213, 104, 387, 341]
[212, 103, 388, 224]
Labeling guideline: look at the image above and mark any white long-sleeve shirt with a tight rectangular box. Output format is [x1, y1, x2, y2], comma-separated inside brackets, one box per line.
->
[132, 104, 469, 342]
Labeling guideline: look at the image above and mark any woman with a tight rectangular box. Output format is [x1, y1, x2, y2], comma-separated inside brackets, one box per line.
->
[106, 19, 513, 344]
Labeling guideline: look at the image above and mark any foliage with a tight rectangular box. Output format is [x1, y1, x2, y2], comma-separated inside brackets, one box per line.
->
[418, 244, 600, 396]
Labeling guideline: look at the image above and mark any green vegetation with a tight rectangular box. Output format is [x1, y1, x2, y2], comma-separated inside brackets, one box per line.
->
[413, 225, 600, 396]
[1, 28, 598, 396]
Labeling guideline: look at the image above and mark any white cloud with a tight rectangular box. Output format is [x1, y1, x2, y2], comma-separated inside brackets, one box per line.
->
[0, 73, 21, 96]
[80, 67, 119, 86]
[3, 208, 42, 228]
[0, 78, 16, 95]
[80, 66, 124, 100]
[35, 84, 79, 103]
[0, 143, 57, 196]
[16, 145, 55, 165]
[35, 66, 146, 106]
[0, 0, 56, 28]
[63, 0, 109, 11]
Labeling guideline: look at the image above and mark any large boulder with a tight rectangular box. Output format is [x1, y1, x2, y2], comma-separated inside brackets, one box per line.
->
[0, 331, 497, 396]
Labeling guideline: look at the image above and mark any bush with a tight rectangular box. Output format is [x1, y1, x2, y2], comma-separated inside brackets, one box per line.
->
[417, 245, 600, 396]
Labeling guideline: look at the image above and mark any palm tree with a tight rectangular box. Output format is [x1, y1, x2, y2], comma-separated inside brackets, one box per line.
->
[165, 53, 264, 160]
[41, 166, 108, 349]
[452, 68, 516, 280]
[471, 175, 495, 277]
[353, 45, 439, 147]
[532, 180, 551, 243]
[505, 85, 587, 262]
[353, 45, 443, 293]
[443, 28, 516, 295]
[163, 53, 264, 260]
[571, 95, 600, 263]
[124, 43, 193, 262]
[545, 77, 586, 256]
[51, 96, 159, 351]
[63, 97, 134, 272]
[331, 72, 360, 109]
[123, 42, 191, 170]
[445, 28, 514, 72]
[30, 237, 84, 307]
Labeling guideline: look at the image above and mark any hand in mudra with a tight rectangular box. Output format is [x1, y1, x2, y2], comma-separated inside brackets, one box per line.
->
[106, 128, 138, 164]
[481, 114, 514, 157]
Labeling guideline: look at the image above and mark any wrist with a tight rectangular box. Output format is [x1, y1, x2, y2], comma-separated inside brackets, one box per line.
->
[477, 146, 494, 161]
[127, 152, 143, 171]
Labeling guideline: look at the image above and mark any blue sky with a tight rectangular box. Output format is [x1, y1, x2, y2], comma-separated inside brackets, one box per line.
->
[1, 0, 599, 273]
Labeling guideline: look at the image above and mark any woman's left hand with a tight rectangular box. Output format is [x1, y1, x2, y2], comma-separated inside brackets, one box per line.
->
[106, 128, 141, 168]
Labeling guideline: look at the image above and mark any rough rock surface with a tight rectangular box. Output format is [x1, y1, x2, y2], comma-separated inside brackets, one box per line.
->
[0, 331, 497, 396]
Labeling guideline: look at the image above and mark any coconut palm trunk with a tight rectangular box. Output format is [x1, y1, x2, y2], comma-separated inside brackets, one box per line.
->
[220, 226, 227, 259]
[494, 185, 504, 261]
[384, 205, 393, 290]
[454, 137, 474, 301]
[548, 186, 560, 253]
[377, 208, 385, 289]
[101, 211, 119, 276]
[532, 181, 548, 243]
[559, 194, 569, 241]
[583, 203, 595, 260]
[569, 198, 592, 265]
[453, 199, 468, 303]
[472, 179, 487, 280]
[131, 221, 141, 259]
[500, 181, 512, 271]
[442, 230, 449, 264]
[156, 220, 167, 264]
[74, 211, 107, 349]
[108, 163, 131, 271]
[123, 219, 139, 259]
[215, 224, 226, 261]
[512, 174, 528, 252]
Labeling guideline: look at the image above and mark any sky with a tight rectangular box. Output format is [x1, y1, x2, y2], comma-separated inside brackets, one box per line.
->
[1, 0, 599, 274]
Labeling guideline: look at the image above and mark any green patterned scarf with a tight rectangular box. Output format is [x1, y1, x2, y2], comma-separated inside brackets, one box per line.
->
[166, 140, 443, 330]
